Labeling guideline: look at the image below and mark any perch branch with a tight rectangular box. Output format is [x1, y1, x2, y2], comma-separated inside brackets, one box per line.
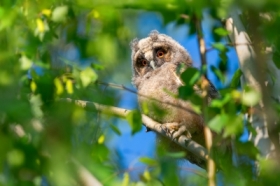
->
[60, 98, 208, 161]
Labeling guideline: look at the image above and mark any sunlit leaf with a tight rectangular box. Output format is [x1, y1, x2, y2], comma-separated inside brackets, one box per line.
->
[80, 67, 98, 87]
[214, 27, 230, 36]
[30, 94, 43, 118]
[142, 169, 152, 181]
[7, 149, 25, 167]
[122, 172, 130, 186]
[19, 55, 32, 70]
[42, 9, 51, 17]
[36, 18, 45, 33]
[139, 157, 158, 166]
[141, 102, 149, 115]
[208, 114, 228, 133]
[52, 6, 68, 22]
[98, 135, 105, 144]
[126, 110, 142, 135]
[210, 93, 231, 108]
[212, 42, 227, 51]
[0, 70, 12, 85]
[66, 79, 73, 94]
[224, 115, 243, 137]
[241, 86, 261, 106]
[72, 107, 86, 124]
[54, 78, 64, 95]
[30, 81, 37, 92]
[88, 9, 100, 19]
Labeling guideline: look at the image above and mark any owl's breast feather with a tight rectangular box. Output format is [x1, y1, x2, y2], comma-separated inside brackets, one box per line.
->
[136, 63, 204, 134]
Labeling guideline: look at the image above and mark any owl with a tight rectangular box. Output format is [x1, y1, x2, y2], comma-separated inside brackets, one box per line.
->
[131, 30, 220, 168]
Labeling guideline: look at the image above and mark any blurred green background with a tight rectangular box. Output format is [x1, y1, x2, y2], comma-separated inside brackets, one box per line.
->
[1, 0, 280, 185]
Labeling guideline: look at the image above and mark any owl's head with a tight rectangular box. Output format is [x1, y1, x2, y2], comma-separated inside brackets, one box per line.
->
[131, 30, 193, 85]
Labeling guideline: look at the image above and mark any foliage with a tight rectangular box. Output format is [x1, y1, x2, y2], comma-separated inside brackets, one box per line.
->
[1, 0, 280, 185]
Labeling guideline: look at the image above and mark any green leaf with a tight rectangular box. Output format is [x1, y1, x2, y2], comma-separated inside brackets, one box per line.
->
[19, 55, 32, 70]
[7, 149, 25, 167]
[210, 93, 231, 108]
[139, 157, 158, 166]
[142, 169, 152, 182]
[241, 86, 261, 106]
[126, 110, 142, 135]
[80, 67, 98, 87]
[166, 151, 186, 158]
[212, 42, 227, 51]
[178, 85, 194, 100]
[208, 114, 228, 133]
[224, 115, 244, 137]
[122, 172, 130, 186]
[235, 141, 259, 159]
[214, 27, 230, 36]
[180, 67, 200, 86]
[210, 65, 225, 83]
[52, 6, 68, 23]
[179, 67, 200, 100]
[230, 69, 242, 88]
[110, 124, 122, 136]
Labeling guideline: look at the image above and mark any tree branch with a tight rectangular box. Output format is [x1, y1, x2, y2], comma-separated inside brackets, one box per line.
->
[60, 98, 208, 162]
[225, 8, 275, 158]
[195, 16, 216, 186]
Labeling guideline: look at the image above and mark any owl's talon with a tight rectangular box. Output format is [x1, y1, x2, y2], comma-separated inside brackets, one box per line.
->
[161, 122, 191, 140]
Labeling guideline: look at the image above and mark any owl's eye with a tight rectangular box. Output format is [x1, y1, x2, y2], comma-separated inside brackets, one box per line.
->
[141, 59, 148, 66]
[156, 50, 165, 58]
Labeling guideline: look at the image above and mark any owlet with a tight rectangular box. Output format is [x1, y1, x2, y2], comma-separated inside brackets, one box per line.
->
[131, 30, 219, 168]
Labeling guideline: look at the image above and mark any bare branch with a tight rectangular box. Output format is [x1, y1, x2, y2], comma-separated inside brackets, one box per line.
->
[60, 98, 208, 162]
[195, 16, 216, 186]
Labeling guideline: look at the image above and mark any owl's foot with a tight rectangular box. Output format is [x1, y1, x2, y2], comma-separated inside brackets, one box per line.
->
[161, 122, 192, 140]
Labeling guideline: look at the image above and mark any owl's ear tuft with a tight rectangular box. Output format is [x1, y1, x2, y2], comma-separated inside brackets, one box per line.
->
[130, 38, 139, 50]
[149, 30, 159, 41]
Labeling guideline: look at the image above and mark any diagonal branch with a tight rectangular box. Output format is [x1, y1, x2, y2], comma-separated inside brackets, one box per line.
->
[60, 98, 208, 162]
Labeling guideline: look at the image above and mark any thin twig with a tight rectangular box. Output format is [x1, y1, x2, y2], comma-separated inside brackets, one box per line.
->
[60, 98, 209, 162]
[194, 15, 216, 186]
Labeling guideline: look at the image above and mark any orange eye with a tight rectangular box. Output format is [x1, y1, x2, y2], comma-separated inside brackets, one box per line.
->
[156, 50, 165, 58]
[141, 59, 148, 66]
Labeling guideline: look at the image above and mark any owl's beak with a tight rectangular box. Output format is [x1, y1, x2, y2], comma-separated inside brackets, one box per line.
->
[150, 60, 157, 70]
